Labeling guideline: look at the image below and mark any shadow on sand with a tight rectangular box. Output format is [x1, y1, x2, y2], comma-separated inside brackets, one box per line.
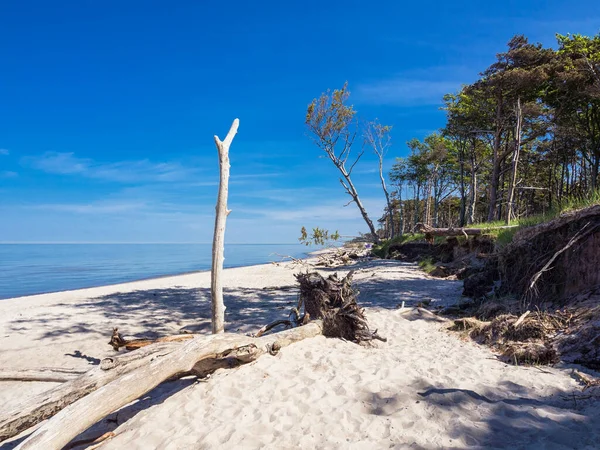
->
[363, 379, 600, 448]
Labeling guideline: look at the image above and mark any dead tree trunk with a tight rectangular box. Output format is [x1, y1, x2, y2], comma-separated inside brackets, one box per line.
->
[211, 118, 239, 334]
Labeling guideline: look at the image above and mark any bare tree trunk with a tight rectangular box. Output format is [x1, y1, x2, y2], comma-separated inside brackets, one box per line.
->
[211, 119, 239, 334]
[468, 172, 477, 225]
[397, 189, 404, 235]
[378, 158, 394, 239]
[414, 184, 421, 230]
[339, 166, 380, 243]
[506, 99, 522, 224]
[458, 144, 467, 227]
[424, 178, 432, 226]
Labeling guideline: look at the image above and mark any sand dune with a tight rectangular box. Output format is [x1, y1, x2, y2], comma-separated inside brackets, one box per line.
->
[1, 257, 599, 449]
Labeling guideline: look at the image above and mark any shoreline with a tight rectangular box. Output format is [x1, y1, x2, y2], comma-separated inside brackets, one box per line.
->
[0, 248, 322, 302]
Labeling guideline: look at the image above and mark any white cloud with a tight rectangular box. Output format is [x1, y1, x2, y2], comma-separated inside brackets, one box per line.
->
[31, 201, 147, 214]
[234, 196, 386, 223]
[24, 152, 201, 183]
[0, 148, 9, 156]
[0, 170, 17, 178]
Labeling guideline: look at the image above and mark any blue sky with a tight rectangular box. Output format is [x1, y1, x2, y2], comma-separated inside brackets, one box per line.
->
[1, 1, 598, 243]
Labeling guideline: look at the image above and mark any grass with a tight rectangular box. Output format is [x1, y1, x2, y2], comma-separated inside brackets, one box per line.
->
[418, 257, 436, 274]
[466, 190, 600, 247]
[371, 233, 426, 258]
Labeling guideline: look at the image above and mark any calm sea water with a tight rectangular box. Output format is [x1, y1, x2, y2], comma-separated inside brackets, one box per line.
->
[0, 244, 310, 299]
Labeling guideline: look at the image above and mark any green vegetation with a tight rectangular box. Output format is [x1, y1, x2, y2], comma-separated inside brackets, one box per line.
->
[469, 189, 600, 247]
[418, 257, 436, 274]
[299, 226, 340, 246]
[373, 33, 600, 238]
[371, 233, 426, 258]
[307, 32, 600, 245]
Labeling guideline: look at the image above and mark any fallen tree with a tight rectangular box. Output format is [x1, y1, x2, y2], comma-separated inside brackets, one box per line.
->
[417, 223, 518, 237]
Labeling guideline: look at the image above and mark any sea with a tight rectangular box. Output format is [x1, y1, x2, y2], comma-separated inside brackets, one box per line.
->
[0, 243, 311, 300]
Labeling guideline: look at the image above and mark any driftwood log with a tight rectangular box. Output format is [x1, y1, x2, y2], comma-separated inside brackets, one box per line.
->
[0, 368, 88, 383]
[0, 342, 181, 443]
[108, 328, 195, 351]
[15, 322, 323, 450]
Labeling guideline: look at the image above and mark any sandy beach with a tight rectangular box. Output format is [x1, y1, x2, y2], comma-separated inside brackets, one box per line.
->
[1, 255, 600, 449]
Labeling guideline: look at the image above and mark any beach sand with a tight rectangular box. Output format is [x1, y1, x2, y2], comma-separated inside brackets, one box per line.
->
[1, 255, 599, 449]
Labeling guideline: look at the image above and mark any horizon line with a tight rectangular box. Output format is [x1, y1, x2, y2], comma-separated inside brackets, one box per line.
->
[0, 241, 306, 245]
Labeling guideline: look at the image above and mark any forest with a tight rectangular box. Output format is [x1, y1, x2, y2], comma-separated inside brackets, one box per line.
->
[372, 33, 600, 237]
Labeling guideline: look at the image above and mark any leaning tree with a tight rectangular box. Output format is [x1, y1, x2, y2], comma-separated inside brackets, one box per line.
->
[306, 83, 380, 243]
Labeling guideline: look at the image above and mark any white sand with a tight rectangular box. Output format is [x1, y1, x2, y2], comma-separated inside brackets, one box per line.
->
[1, 256, 599, 449]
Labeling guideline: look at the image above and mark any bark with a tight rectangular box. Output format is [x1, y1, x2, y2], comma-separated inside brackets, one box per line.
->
[211, 119, 239, 334]
[0, 342, 180, 442]
[16, 323, 323, 450]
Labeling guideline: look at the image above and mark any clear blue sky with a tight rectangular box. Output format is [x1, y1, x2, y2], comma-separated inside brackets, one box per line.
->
[1, 1, 598, 243]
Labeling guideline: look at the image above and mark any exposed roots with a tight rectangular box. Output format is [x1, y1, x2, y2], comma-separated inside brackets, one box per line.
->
[449, 310, 572, 365]
[295, 271, 386, 343]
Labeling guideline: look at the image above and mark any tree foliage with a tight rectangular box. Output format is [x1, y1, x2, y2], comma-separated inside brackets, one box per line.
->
[377, 32, 600, 236]
[299, 226, 340, 246]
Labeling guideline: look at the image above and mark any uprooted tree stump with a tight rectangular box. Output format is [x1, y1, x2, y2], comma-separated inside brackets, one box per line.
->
[295, 271, 386, 343]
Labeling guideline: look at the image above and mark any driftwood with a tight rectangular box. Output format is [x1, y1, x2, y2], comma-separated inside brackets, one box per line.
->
[572, 369, 600, 391]
[295, 271, 386, 343]
[417, 223, 518, 237]
[108, 328, 195, 351]
[16, 321, 323, 450]
[0, 342, 181, 442]
[0, 368, 87, 383]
